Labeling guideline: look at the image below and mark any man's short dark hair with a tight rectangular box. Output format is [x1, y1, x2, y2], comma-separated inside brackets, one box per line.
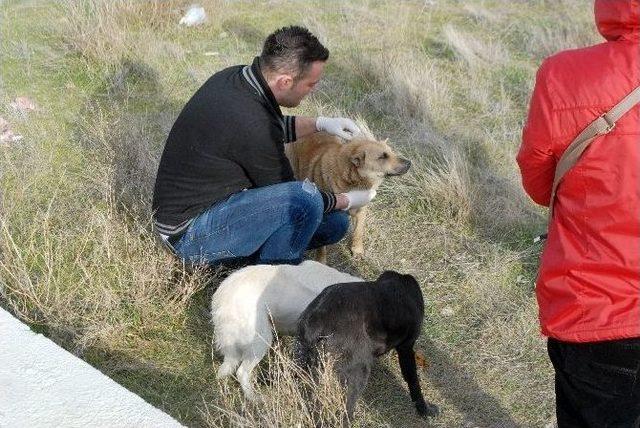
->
[260, 26, 329, 80]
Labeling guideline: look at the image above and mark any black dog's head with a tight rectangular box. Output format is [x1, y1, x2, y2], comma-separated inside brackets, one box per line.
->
[375, 271, 424, 314]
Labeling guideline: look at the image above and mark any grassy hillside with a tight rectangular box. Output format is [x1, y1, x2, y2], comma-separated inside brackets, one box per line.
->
[0, 1, 599, 426]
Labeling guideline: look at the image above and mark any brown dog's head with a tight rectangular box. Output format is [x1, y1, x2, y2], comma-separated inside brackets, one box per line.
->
[345, 138, 411, 182]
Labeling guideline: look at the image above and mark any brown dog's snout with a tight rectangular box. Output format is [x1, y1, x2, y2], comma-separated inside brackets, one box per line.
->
[390, 158, 411, 176]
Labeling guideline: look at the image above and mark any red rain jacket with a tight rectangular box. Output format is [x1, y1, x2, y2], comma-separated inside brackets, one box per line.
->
[517, 0, 640, 342]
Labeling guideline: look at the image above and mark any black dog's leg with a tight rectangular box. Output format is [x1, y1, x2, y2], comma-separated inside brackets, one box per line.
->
[339, 361, 371, 426]
[397, 343, 439, 417]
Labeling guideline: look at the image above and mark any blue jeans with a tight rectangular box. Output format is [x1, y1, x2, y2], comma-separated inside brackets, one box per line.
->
[171, 181, 350, 266]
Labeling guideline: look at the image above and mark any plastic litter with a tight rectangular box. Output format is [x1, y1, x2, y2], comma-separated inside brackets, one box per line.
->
[0, 116, 9, 133]
[179, 5, 206, 27]
[10, 96, 37, 113]
[0, 116, 22, 145]
[0, 130, 23, 144]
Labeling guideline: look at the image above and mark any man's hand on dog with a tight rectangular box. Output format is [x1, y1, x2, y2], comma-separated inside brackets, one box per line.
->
[316, 116, 361, 140]
[337, 189, 376, 210]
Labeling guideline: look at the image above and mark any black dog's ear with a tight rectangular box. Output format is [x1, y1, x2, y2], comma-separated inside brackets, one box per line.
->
[376, 270, 403, 283]
[377, 271, 419, 287]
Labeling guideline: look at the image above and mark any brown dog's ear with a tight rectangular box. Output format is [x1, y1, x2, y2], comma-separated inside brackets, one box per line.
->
[350, 151, 365, 168]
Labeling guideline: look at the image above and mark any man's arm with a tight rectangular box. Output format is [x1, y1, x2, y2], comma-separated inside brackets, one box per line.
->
[294, 116, 317, 139]
[293, 116, 362, 140]
[517, 61, 556, 207]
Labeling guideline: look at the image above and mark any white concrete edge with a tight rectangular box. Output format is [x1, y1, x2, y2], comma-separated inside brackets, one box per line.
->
[0, 308, 185, 428]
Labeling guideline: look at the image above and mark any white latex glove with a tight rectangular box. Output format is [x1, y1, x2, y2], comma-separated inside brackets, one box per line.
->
[343, 189, 377, 210]
[316, 116, 361, 140]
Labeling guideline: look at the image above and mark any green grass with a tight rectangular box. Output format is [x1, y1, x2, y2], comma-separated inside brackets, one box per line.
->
[1, 0, 601, 426]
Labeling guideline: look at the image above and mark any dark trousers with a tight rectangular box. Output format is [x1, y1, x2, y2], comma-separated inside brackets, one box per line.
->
[547, 337, 640, 428]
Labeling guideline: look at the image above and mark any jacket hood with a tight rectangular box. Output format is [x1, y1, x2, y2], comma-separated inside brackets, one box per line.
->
[595, 0, 640, 41]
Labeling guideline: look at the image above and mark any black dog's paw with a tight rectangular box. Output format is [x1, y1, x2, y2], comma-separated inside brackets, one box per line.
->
[416, 401, 440, 418]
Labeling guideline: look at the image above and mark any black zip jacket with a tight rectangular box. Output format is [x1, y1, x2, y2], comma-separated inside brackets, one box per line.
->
[152, 57, 335, 235]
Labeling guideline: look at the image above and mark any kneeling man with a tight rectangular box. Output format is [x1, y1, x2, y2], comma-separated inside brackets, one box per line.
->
[152, 25, 373, 265]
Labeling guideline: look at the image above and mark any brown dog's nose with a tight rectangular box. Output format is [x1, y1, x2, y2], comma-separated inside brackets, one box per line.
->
[398, 158, 411, 174]
[388, 158, 411, 176]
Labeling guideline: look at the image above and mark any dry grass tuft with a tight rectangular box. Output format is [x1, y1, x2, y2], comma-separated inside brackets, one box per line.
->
[59, 0, 180, 66]
[444, 24, 509, 66]
[204, 342, 388, 427]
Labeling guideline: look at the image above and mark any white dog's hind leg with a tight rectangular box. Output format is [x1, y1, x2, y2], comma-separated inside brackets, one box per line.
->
[236, 328, 272, 400]
[236, 356, 263, 400]
[217, 353, 241, 379]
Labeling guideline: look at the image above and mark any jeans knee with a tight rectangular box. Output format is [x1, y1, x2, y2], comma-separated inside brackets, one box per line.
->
[286, 181, 324, 224]
[333, 211, 351, 237]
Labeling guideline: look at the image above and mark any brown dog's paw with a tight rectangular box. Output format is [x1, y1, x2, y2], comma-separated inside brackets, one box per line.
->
[350, 245, 365, 257]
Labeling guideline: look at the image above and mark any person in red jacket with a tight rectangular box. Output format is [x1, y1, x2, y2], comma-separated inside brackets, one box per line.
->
[517, 0, 640, 426]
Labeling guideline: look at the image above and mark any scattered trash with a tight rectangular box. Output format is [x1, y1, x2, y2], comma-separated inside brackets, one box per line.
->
[10, 96, 37, 113]
[516, 275, 528, 285]
[0, 130, 23, 145]
[0, 116, 9, 133]
[415, 350, 429, 370]
[0, 116, 22, 145]
[203, 51, 219, 56]
[2, 132, 23, 143]
[179, 5, 206, 27]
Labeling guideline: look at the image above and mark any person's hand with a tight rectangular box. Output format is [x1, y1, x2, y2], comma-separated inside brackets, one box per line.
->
[316, 116, 361, 140]
[342, 189, 376, 210]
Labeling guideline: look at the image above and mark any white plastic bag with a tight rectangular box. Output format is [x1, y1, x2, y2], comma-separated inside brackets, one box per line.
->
[179, 5, 206, 27]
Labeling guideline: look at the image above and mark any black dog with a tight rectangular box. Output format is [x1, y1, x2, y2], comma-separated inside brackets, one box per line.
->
[295, 271, 439, 421]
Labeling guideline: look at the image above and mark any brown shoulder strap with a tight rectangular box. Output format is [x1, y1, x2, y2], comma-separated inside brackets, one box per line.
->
[548, 86, 640, 221]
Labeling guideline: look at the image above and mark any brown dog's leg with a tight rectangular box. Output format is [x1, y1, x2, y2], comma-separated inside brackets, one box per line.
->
[349, 207, 367, 256]
[315, 246, 327, 264]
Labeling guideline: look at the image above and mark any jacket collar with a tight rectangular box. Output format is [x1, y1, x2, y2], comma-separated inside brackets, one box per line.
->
[242, 57, 284, 118]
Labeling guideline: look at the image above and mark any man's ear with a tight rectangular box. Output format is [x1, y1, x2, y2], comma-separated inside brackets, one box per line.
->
[350, 150, 365, 168]
[275, 74, 294, 90]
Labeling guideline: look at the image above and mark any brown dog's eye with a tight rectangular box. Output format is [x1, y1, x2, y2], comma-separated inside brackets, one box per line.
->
[379, 152, 389, 160]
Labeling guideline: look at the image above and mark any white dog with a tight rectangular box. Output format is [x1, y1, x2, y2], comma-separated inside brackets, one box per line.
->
[211, 260, 362, 399]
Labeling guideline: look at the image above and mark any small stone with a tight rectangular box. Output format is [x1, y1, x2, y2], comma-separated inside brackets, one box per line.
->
[441, 306, 456, 316]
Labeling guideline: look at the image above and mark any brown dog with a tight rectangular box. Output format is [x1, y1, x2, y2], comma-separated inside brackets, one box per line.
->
[285, 132, 410, 262]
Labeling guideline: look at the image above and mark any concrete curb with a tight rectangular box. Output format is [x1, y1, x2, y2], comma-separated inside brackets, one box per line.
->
[0, 308, 184, 428]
